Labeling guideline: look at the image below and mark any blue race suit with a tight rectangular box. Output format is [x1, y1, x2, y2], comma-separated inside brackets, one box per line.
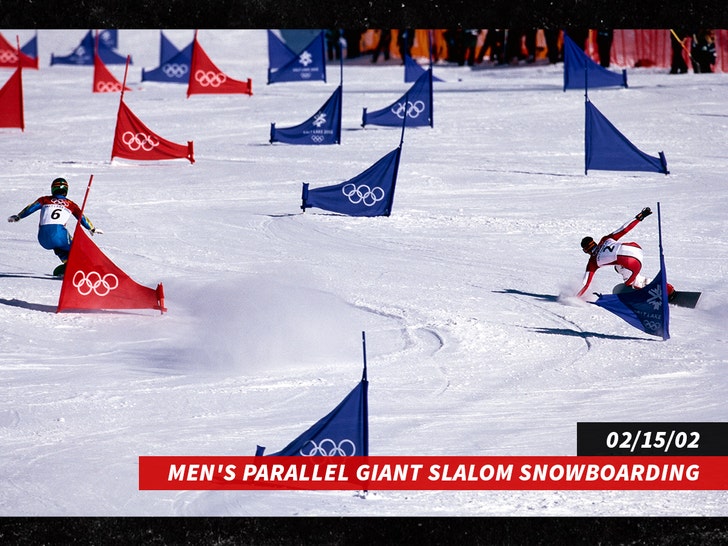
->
[15, 195, 95, 261]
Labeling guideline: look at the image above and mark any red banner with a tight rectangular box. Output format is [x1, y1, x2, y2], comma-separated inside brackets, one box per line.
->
[111, 100, 194, 163]
[187, 33, 252, 96]
[139, 456, 728, 491]
[93, 53, 131, 93]
[0, 33, 38, 69]
[57, 223, 166, 313]
[0, 67, 24, 130]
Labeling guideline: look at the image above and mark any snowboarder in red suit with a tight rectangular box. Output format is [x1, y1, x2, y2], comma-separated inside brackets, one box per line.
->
[577, 207, 674, 298]
[7, 177, 102, 265]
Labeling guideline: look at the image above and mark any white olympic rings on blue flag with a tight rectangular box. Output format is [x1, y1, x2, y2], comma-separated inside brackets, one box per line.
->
[299, 438, 356, 456]
[342, 184, 385, 206]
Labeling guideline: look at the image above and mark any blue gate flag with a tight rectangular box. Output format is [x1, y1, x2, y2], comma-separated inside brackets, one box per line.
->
[301, 146, 402, 216]
[20, 33, 37, 60]
[99, 29, 118, 50]
[585, 99, 669, 175]
[51, 30, 130, 66]
[404, 54, 444, 83]
[267, 30, 327, 84]
[270, 85, 342, 144]
[142, 33, 193, 84]
[593, 265, 670, 339]
[362, 68, 433, 128]
[593, 203, 670, 340]
[159, 31, 180, 64]
[593, 269, 670, 339]
[256, 368, 369, 457]
[563, 33, 627, 91]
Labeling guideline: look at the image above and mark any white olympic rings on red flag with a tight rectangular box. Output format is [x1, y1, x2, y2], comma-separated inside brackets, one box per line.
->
[95, 81, 122, 93]
[72, 270, 119, 297]
[194, 70, 227, 87]
[122, 131, 159, 152]
[0, 51, 18, 63]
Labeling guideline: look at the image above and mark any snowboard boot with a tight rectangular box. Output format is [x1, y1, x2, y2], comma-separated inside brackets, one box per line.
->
[53, 260, 67, 277]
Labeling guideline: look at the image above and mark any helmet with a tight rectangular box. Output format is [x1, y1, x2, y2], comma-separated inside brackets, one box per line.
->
[51, 177, 68, 196]
[581, 236, 597, 254]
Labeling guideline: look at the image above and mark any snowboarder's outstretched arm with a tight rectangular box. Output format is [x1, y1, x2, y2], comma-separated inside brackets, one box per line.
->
[577, 259, 598, 298]
[610, 207, 652, 241]
[8, 197, 101, 234]
[8, 198, 42, 222]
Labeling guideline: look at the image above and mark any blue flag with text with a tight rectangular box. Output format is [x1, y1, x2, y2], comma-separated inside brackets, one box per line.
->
[593, 269, 670, 340]
[267, 30, 327, 84]
[270, 85, 342, 144]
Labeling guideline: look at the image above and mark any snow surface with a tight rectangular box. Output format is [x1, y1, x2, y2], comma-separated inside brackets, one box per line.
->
[1, 29, 727, 517]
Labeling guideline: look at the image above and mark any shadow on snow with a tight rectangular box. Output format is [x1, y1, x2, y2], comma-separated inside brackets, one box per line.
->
[528, 326, 656, 342]
[0, 298, 57, 313]
[494, 288, 560, 302]
[495, 289, 657, 342]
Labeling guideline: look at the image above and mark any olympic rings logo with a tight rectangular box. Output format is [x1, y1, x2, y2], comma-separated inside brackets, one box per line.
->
[194, 69, 227, 87]
[311, 135, 325, 143]
[391, 99, 426, 119]
[95, 81, 123, 93]
[342, 183, 385, 207]
[72, 270, 119, 297]
[0, 51, 18, 63]
[122, 131, 159, 152]
[162, 63, 189, 78]
[299, 438, 356, 456]
[643, 320, 661, 332]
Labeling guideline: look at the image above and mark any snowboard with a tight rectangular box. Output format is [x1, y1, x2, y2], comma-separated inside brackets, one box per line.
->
[52, 263, 66, 277]
[612, 283, 701, 308]
[669, 291, 702, 309]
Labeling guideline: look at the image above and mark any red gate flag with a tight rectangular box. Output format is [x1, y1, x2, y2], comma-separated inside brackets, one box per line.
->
[111, 100, 194, 163]
[0, 33, 38, 69]
[93, 49, 131, 93]
[57, 222, 166, 314]
[187, 31, 252, 97]
[111, 57, 193, 163]
[0, 65, 24, 130]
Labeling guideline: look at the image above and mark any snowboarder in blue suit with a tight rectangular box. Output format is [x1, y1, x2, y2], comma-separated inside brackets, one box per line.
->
[8, 178, 102, 271]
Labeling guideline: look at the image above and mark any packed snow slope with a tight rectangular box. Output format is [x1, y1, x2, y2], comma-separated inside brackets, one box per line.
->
[1, 30, 727, 516]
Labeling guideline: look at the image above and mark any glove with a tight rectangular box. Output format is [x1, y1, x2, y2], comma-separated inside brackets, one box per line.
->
[7, 215, 20, 222]
[635, 207, 652, 221]
[90, 228, 104, 236]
